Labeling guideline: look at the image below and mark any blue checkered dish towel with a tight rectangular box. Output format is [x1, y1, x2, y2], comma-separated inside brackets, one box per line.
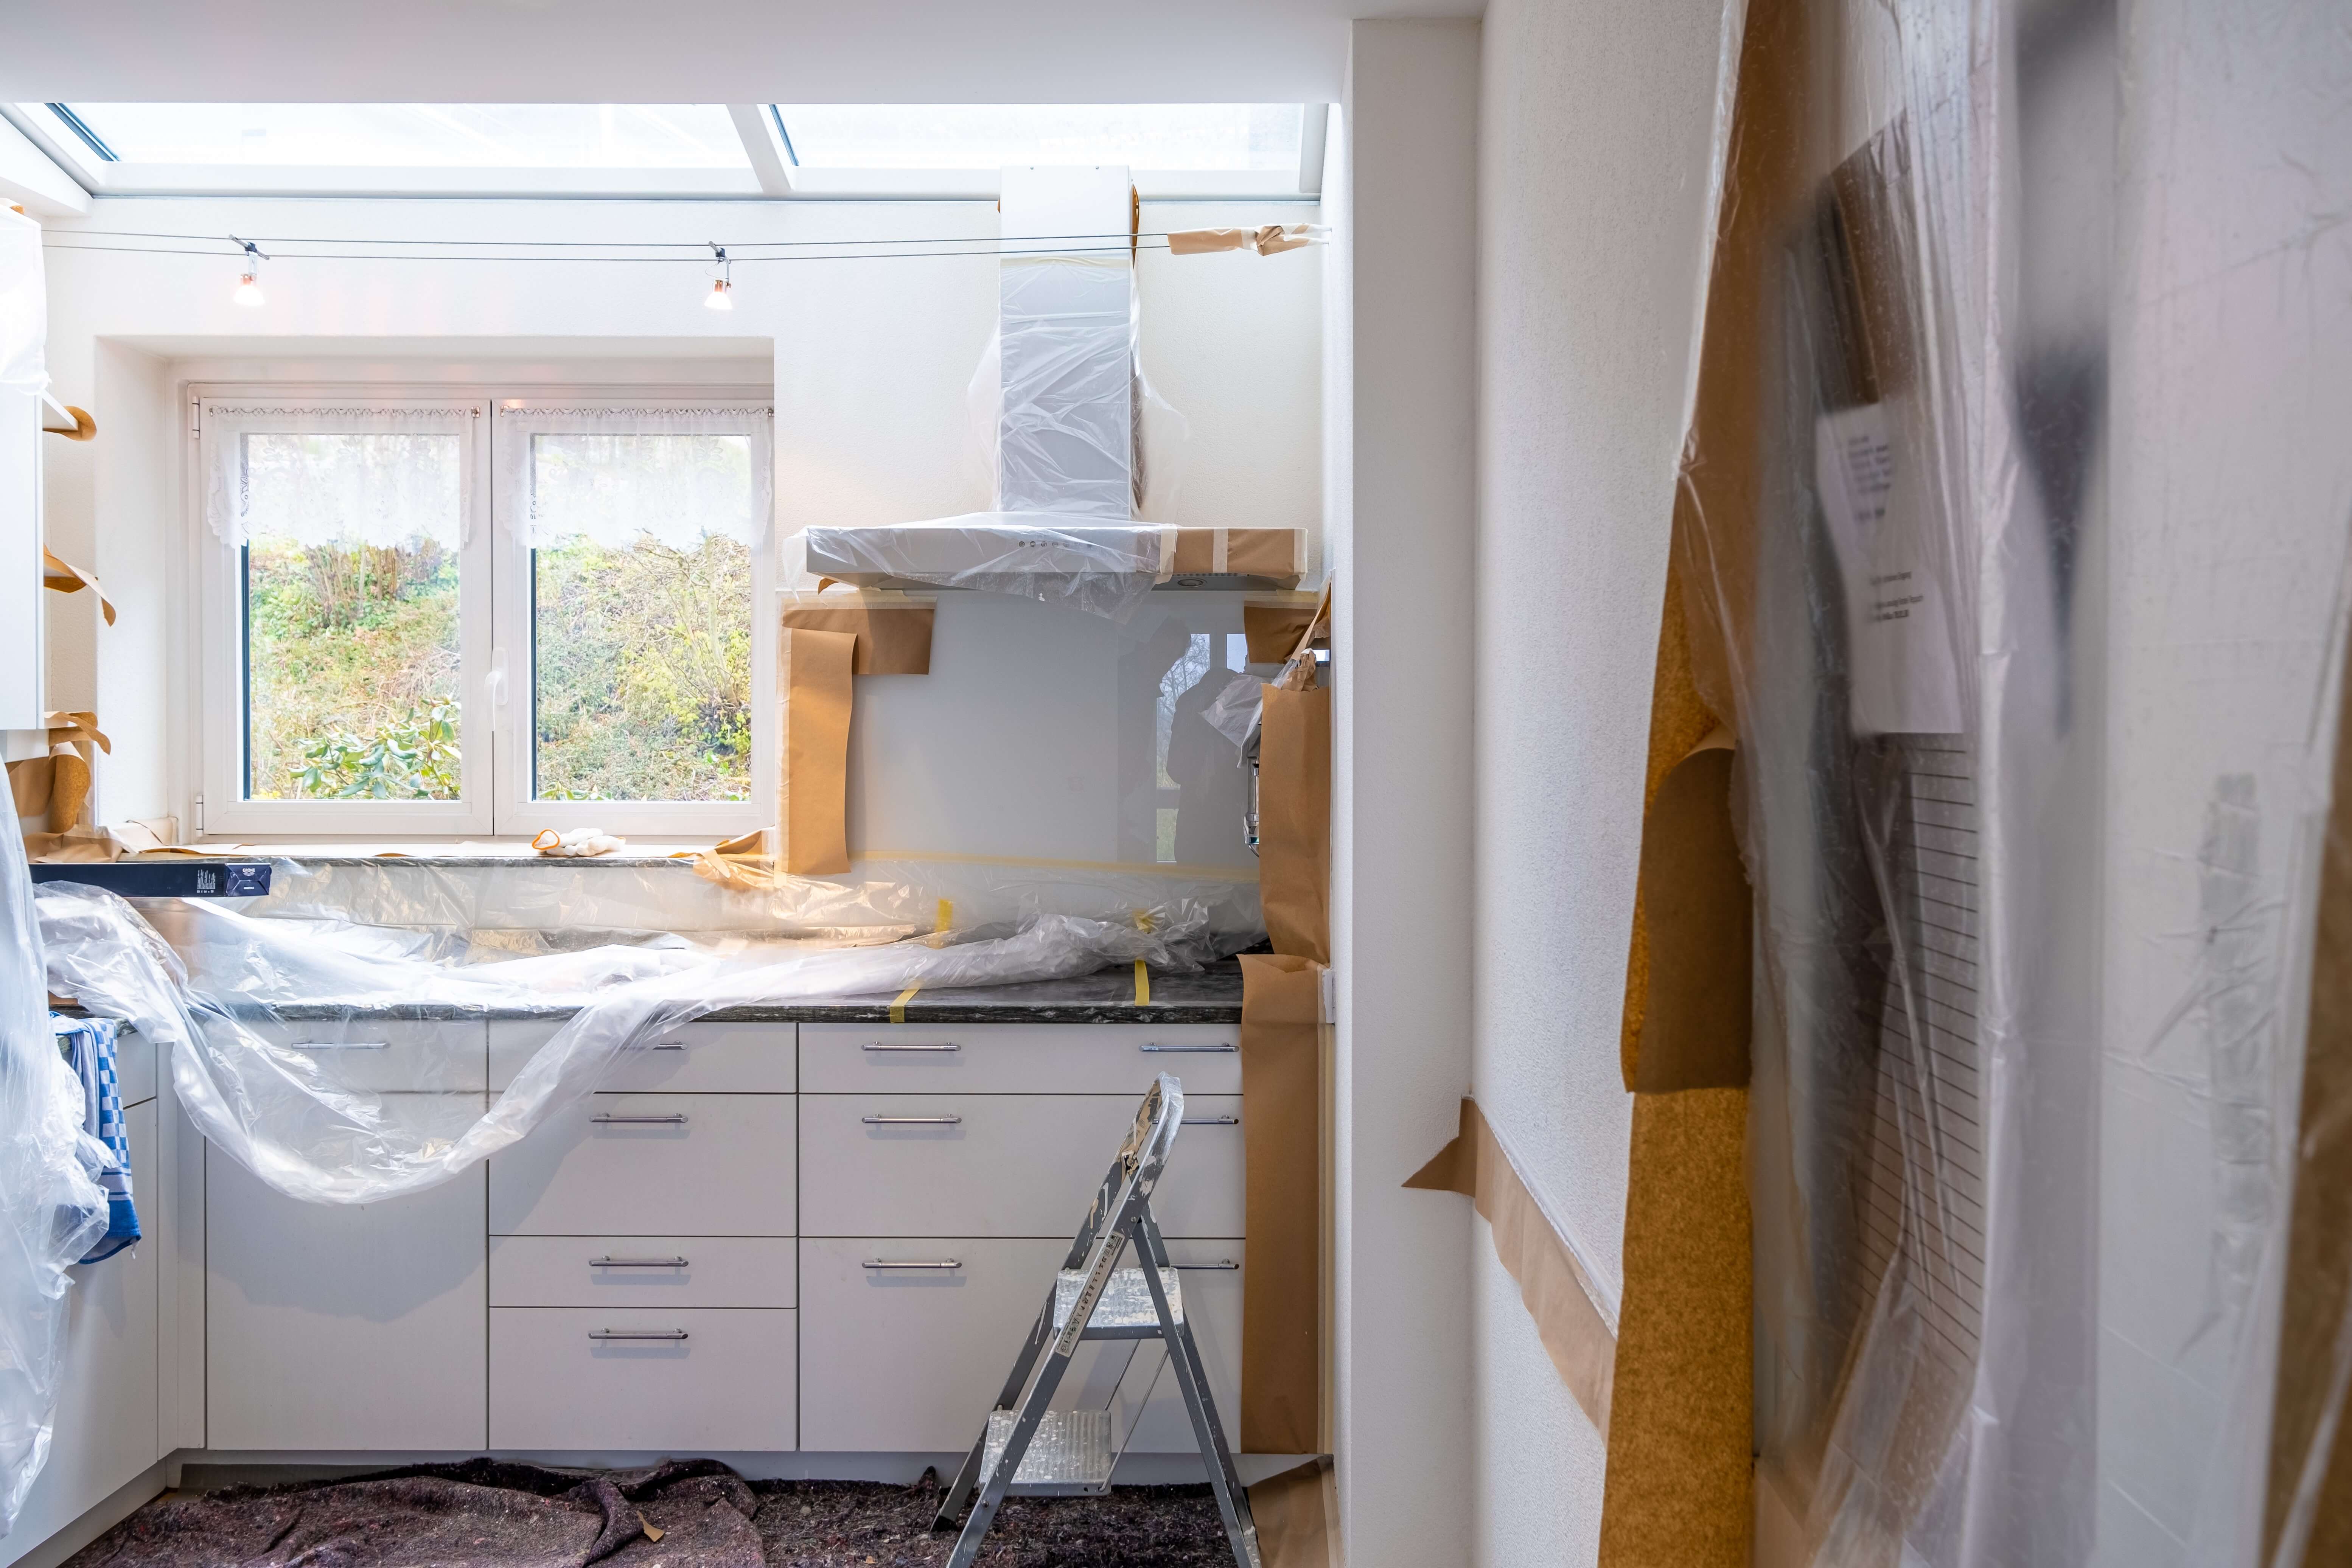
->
[53, 1016, 141, 1263]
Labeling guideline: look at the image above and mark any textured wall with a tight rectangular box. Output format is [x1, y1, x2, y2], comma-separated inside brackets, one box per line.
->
[1472, 0, 1734, 1557]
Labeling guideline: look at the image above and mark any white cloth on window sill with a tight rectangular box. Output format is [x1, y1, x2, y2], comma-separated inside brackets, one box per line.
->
[531, 827, 625, 858]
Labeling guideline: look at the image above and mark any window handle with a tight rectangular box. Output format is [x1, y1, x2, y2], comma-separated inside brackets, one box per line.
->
[488, 648, 510, 709]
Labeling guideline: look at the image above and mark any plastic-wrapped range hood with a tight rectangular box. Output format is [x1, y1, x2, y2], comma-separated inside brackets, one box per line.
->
[801, 166, 1304, 612]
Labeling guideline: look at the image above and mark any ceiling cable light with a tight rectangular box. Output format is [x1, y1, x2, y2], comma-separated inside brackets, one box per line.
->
[230, 235, 267, 306]
[704, 241, 733, 311]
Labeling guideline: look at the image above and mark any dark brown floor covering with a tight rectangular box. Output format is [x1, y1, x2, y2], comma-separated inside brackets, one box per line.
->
[63, 1460, 1233, 1568]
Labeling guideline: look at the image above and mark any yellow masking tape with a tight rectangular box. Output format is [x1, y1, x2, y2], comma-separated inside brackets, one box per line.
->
[1134, 960, 1151, 1005]
[936, 898, 954, 932]
[890, 981, 922, 1025]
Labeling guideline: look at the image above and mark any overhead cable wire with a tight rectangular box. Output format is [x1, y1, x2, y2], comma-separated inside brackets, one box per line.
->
[42, 240, 1184, 264]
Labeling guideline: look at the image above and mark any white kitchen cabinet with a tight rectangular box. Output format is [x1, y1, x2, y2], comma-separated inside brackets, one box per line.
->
[205, 1097, 488, 1451]
[800, 1023, 1242, 1096]
[0, 1103, 161, 1568]
[488, 1092, 796, 1237]
[489, 1020, 795, 1093]
[238, 1017, 487, 1093]
[489, 1307, 796, 1451]
[490, 1235, 795, 1310]
[797, 1237, 1243, 1455]
[799, 1093, 1245, 1239]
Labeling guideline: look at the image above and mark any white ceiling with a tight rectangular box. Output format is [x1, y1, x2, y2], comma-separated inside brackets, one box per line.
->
[0, 0, 1482, 107]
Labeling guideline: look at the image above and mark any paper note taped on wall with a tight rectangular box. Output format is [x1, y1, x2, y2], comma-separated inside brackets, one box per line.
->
[1814, 401, 1963, 735]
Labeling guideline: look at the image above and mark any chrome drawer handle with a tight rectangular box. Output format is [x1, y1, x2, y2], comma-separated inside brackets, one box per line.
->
[862, 1042, 960, 1052]
[1182, 1115, 1239, 1126]
[864, 1259, 961, 1270]
[1140, 1043, 1237, 1053]
[289, 1041, 389, 1050]
[588, 1328, 689, 1341]
[639, 1043, 687, 1052]
[591, 1113, 688, 1125]
[1174, 1260, 1240, 1271]
[591, 1256, 689, 1269]
[862, 1114, 962, 1125]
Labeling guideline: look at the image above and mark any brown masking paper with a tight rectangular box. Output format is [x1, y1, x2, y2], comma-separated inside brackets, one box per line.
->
[1598, 1087, 1753, 1568]
[1239, 953, 1323, 1456]
[2266, 614, 2352, 1559]
[1632, 735, 1750, 1094]
[1247, 1457, 1337, 1568]
[1166, 228, 1256, 255]
[1165, 528, 1307, 584]
[777, 627, 855, 876]
[778, 600, 934, 674]
[41, 547, 116, 626]
[1242, 602, 1329, 666]
[1407, 1097, 1618, 1433]
[1619, 552, 1725, 1089]
[1257, 683, 1331, 965]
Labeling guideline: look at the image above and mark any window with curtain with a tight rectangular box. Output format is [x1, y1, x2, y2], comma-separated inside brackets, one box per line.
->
[196, 390, 772, 837]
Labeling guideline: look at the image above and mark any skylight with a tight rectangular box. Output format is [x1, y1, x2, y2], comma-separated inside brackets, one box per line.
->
[8, 101, 1325, 198]
[44, 103, 748, 169]
[773, 104, 1304, 172]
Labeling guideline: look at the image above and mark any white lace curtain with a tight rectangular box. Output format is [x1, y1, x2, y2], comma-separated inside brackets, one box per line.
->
[201, 403, 476, 549]
[493, 403, 774, 550]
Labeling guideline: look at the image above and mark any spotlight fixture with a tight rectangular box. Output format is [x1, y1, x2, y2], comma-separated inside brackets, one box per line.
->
[705, 241, 733, 311]
[230, 235, 267, 307]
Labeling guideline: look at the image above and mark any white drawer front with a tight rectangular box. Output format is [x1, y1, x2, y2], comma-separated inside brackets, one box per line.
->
[801, 1023, 1241, 1096]
[491, 1235, 795, 1308]
[490, 1094, 797, 1237]
[490, 1020, 796, 1094]
[115, 1026, 158, 1106]
[799, 1238, 1243, 1454]
[490, 1307, 796, 1451]
[799, 1094, 1244, 1239]
[237, 1017, 487, 1093]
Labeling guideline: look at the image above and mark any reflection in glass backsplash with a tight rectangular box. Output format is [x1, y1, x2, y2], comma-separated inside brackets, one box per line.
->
[1122, 604, 1275, 867]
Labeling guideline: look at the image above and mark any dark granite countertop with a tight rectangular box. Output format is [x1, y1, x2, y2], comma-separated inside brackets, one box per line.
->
[233, 959, 1246, 1025]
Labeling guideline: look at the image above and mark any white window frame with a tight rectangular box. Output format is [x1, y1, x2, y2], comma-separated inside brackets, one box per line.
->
[194, 392, 496, 837]
[191, 383, 774, 840]
[490, 395, 774, 839]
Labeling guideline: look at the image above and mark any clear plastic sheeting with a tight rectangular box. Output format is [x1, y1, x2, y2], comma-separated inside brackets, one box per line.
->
[804, 516, 1169, 620]
[1681, 0, 2352, 1564]
[35, 879, 1217, 1207]
[0, 830, 110, 1536]
[194, 853, 1264, 951]
[200, 402, 477, 549]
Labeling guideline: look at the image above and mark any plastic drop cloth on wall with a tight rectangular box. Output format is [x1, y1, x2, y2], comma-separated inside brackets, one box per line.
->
[0, 830, 111, 1537]
[1680, 0, 2352, 1564]
[34, 877, 1218, 1208]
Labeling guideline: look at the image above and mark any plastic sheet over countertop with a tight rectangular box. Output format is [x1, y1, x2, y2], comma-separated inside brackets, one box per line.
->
[34, 881, 1216, 1208]
[0, 829, 111, 1536]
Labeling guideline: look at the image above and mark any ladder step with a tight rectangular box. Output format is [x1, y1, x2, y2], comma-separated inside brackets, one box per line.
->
[983, 1408, 1115, 1495]
[1054, 1267, 1184, 1337]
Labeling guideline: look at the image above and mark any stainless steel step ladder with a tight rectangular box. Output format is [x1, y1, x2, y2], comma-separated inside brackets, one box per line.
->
[931, 1072, 1262, 1568]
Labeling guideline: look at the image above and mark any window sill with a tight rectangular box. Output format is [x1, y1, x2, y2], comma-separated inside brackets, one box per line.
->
[157, 838, 731, 866]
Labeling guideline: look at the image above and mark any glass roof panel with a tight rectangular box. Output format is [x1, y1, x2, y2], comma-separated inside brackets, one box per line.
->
[774, 104, 1303, 171]
[48, 103, 749, 168]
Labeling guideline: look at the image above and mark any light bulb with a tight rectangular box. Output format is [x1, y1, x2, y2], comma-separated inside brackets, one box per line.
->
[705, 278, 733, 312]
[233, 271, 265, 307]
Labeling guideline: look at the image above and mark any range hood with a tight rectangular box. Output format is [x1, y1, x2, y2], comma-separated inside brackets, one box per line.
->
[801, 165, 1307, 617]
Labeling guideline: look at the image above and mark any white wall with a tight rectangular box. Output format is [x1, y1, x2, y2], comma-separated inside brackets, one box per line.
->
[1472, 0, 1733, 1557]
[1332, 19, 1478, 1568]
[34, 194, 1321, 855]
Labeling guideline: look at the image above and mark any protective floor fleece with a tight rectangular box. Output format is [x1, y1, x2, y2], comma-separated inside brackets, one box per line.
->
[64, 1459, 1235, 1568]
